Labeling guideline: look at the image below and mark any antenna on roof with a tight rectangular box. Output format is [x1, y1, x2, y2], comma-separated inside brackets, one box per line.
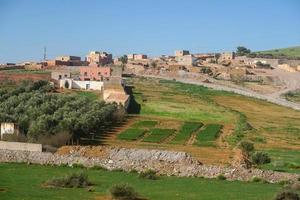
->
[43, 46, 47, 61]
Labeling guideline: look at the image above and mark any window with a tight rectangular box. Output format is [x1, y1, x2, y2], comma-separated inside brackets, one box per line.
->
[58, 75, 62, 80]
[98, 72, 101, 76]
[84, 72, 87, 76]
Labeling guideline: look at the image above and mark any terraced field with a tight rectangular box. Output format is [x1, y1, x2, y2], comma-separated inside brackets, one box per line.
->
[195, 124, 223, 147]
[105, 77, 300, 172]
[117, 119, 221, 145]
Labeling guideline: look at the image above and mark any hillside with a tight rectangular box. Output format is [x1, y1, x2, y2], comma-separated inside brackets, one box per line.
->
[255, 46, 300, 59]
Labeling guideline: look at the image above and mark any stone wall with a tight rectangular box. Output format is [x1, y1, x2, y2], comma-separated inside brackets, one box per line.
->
[0, 141, 42, 152]
[0, 147, 299, 183]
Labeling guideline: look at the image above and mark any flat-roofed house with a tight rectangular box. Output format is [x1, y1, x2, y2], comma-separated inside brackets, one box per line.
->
[175, 55, 196, 66]
[80, 66, 111, 81]
[51, 71, 71, 80]
[220, 52, 235, 61]
[175, 50, 190, 57]
[86, 51, 113, 66]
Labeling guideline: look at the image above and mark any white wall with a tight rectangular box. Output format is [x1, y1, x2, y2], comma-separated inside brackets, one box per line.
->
[72, 80, 103, 90]
[59, 79, 103, 91]
[0, 141, 42, 152]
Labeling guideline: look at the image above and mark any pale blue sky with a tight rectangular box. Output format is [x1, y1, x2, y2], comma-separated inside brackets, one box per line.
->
[0, 0, 299, 63]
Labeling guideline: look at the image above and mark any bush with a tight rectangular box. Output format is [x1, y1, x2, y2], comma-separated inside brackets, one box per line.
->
[139, 169, 158, 180]
[37, 131, 72, 147]
[275, 190, 299, 200]
[44, 172, 91, 188]
[251, 152, 271, 165]
[239, 141, 254, 154]
[90, 166, 107, 171]
[251, 176, 262, 182]
[110, 183, 139, 200]
[217, 174, 226, 180]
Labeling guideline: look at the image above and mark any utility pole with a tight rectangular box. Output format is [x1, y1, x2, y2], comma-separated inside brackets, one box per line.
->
[43, 46, 47, 61]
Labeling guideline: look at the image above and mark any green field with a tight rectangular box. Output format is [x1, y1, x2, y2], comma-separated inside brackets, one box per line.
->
[255, 46, 300, 58]
[117, 128, 146, 141]
[73, 90, 99, 101]
[132, 120, 158, 128]
[121, 77, 300, 169]
[142, 128, 175, 143]
[171, 122, 203, 144]
[195, 124, 223, 146]
[0, 163, 283, 200]
[260, 149, 300, 174]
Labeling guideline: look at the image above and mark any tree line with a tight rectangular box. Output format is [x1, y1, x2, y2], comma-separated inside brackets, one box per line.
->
[0, 80, 125, 146]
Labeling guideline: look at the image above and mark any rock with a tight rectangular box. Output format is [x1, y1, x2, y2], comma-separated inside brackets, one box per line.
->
[0, 148, 299, 183]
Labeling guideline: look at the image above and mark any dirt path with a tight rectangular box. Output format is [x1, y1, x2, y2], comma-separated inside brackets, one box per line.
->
[186, 126, 204, 145]
[216, 124, 234, 148]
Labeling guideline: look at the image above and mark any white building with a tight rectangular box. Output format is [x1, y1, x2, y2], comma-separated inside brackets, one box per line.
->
[59, 79, 104, 91]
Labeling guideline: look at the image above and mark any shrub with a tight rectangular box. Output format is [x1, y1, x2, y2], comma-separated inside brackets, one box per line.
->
[139, 169, 158, 180]
[72, 163, 85, 169]
[217, 174, 226, 180]
[239, 141, 254, 154]
[37, 131, 72, 147]
[110, 183, 139, 200]
[251, 152, 271, 165]
[44, 173, 91, 188]
[90, 166, 107, 171]
[279, 180, 291, 186]
[251, 176, 262, 182]
[275, 190, 299, 200]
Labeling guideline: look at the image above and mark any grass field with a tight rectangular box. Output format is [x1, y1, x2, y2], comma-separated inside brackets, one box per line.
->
[113, 77, 300, 170]
[0, 163, 283, 200]
[260, 149, 300, 174]
[171, 122, 203, 144]
[73, 90, 100, 101]
[132, 120, 158, 128]
[142, 128, 175, 143]
[195, 124, 223, 146]
[117, 128, 146, 141]
[256, 46, 300, 58]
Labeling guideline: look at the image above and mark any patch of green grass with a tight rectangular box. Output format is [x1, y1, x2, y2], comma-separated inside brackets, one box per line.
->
[131, 78, 237, 123]
[132, 120, 158, 128]
[256, 46, 300, 59]
[195, 124, 223, 146]
[74, 91, 99, 101]
[0, 163, 282, 200]
[227, 112, 252, 145]
[159, 79, 232, 97]
[171, 122, 203, 144]
[117, 128, 146, 141]
[142, 128, 174, 143]
[259, 149, 300, 174]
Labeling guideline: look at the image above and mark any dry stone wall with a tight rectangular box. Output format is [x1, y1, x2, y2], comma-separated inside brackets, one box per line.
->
[0, 147, 299, 183]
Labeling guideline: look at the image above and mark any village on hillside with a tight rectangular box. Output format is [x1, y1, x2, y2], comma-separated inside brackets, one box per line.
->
[2, 0, 300, 199]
